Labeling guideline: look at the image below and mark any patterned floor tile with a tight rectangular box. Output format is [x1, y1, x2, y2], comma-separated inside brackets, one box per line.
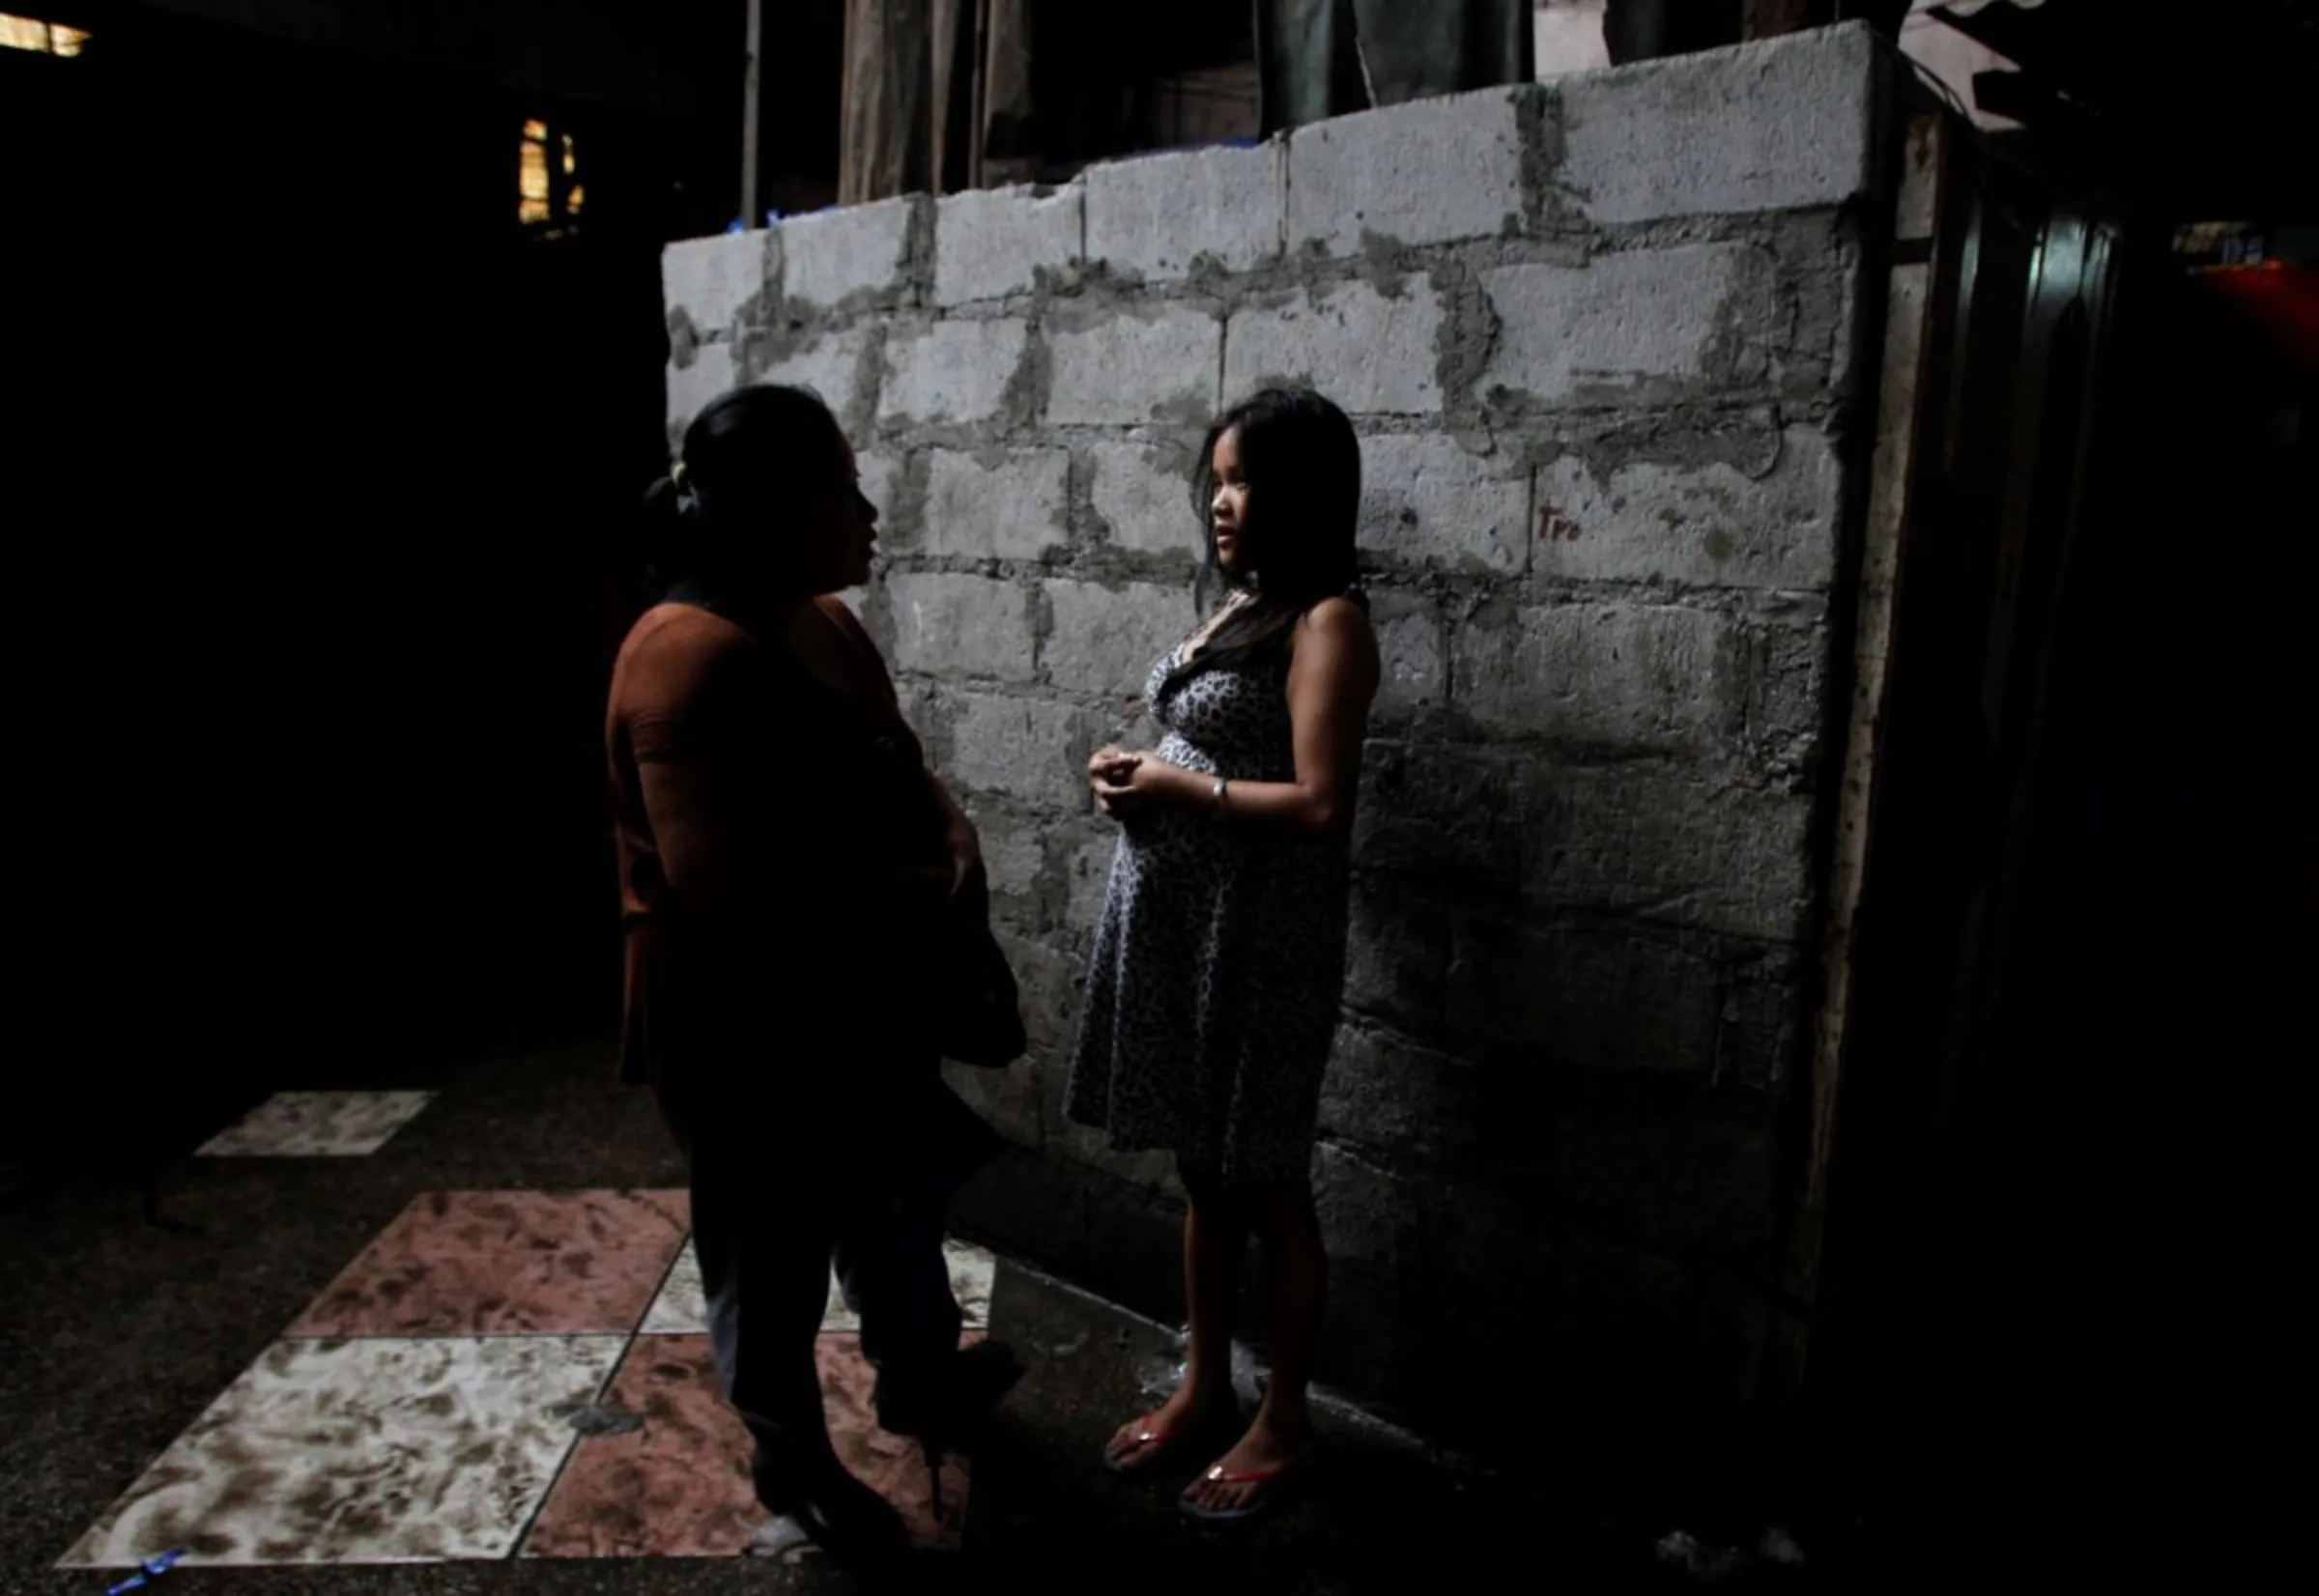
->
[946, 1242, 996, 1331]
[289, 1189, 690, 1338]
[57, 1336, 626, 1567]
[516, 1335, 756, 1557]
[522, 1333, 973, 1557]
[197, 1092, 436, 1157]
[638, 1240, 997, 1337]
[822, 1331, 974, 1550]
[637, 1243, 712, 1336]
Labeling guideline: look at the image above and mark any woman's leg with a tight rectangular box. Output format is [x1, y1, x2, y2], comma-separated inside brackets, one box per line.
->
[693, 1137, 905, 1558]
[1182, 1176, 1326, 1513]
[709, 1153, 850, 1501]
[840, 1186, 963, 1384]
[1104, 1161, 1249, 1465]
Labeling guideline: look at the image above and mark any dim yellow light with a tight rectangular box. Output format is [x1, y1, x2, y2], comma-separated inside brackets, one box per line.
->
[0, 13, 85, 55]
[519, 137, 552, 223]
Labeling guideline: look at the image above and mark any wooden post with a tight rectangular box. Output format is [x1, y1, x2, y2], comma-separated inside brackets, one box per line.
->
[1787, 113, 1947, 1313]
[741, 0, 763, 227]
[968, 0, 990, 190]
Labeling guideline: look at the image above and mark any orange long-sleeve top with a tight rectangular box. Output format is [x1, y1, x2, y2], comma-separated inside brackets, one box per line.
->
[603, 594, 950, 1095]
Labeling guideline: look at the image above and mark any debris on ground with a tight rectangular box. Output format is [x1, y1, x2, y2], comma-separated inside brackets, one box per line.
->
[1761, 1525, 1806, 1565]
[550, 1399, 644, 1438]
[1656, 1528, 1746, 1580]
[104, 1548, 186, 1595]
[745, 1516, 815, 1561]
[1654, 1525, 1810, 1582]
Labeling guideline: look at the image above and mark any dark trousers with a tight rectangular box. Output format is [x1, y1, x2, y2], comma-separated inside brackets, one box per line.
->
[660, 1084, 963, 1503]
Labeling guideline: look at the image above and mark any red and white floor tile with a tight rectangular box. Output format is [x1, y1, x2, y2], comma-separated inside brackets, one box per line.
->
[57, 1168, 997, 1569]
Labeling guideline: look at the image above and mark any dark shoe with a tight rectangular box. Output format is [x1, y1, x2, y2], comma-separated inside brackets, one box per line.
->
[873, 1340, 1025, 1438]
[753, 1454, 911, 1568]
[873, 1341, 1026, 1515]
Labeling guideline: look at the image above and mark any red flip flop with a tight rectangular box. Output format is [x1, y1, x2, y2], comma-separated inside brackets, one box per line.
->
[1178, 1450, 1314, 1524]
[1102, 1405, 1240, 1476]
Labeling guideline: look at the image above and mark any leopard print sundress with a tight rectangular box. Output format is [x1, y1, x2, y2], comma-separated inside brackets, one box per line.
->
[1062, 637, 1352, 1184]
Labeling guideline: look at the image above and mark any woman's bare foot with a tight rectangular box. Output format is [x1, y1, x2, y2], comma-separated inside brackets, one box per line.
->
[1180, 1406, 1315, 1517]
[1102, 1382, 1240, 1474]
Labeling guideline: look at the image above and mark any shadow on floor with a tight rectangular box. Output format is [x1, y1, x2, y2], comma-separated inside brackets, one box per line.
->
[2, 1032, 1727, 1596]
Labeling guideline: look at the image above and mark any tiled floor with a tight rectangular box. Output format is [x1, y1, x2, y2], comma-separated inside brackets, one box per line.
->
[197, 1092, 436, 1157]
[289, 1189, 692, 1338]
[57, 1187, 999, 1570]
[61, 1336, 630, 1566]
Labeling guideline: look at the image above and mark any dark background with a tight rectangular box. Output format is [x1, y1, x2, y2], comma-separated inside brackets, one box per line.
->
[1, 5, 759, 1144]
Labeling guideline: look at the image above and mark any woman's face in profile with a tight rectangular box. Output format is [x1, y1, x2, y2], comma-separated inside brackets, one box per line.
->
[787, 434, 878, 596]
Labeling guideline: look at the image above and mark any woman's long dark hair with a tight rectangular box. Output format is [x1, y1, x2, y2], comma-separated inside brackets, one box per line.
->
[641, 383, 848, 591]
[1161, 386, 1365, 693]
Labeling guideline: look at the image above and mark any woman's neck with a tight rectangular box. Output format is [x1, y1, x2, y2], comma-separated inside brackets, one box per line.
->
[672, 567, 819, 621]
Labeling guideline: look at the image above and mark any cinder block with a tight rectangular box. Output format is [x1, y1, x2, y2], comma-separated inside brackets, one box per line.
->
[1046, 304, 1222, 426]
[662, 231, 775, 339]
[856, 450, 903, 526]
[1366, 588, 1446, 721]
[1512, 758, 1818, 943]
[1533, 426, 1842, 591]
[887, 572, 1037, 682]
[976, 813, 1047, 906]
[779, 196, 917, 310]
[1353, 739, 1530, 889]
[1288, 87, 1527, 257]
[1085, 141, 1283, 282]
[994, 929, 1086, 1057]
[1560, 22, 1878, 226]
[1061, 828, 1117, 938]
[923, 448, 1069, 560]
[941, 1056, 1043, 1148]
[879, 317, 1031, 426]
[1359, 433, 1530, 574]
[1341, 884, 1451, 1034]
[945, 691, 1105, 810]
[1444, 917, 1724, 1074]
[1450, 602, 1744, 755]
[1310, 1144, 1414, 1377]
[753, 326, 875, 421]
[1086, 442, 1202, 559]
[1224, 278, 1446, 416]
[934, 184, 1082, 307]
[1041, 579, 1200, 702]
[1480, 243, 1770, 407]
[1318, 1024, 1479, 1168]
[666, 340, 736, 432]
[1548, 1110, 1775, 1259]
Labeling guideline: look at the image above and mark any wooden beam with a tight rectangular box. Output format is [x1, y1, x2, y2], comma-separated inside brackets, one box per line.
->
[741, 0, 763, 227]
[1787, 112, 1947, 1312]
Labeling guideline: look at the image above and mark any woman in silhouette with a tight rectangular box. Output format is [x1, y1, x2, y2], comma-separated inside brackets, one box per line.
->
[605, 383, 1019, 1563]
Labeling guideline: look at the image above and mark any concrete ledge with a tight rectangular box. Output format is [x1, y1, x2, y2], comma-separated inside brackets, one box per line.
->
[1288, 85, 1531, 256]
[1084, 140, 1284, 283]
[1559, 20, 1881, 225]
[934, 184, 1082, 307]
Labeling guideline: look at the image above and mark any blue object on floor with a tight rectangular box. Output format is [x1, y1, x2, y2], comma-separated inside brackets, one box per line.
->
[105, 1548, 185, 1595]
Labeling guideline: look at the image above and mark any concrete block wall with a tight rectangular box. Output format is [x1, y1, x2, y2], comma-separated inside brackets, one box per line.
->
[660, 24, 1892, 1456]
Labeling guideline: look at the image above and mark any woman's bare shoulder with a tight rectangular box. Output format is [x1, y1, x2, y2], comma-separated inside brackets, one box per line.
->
[1299, 594, 1376, 641]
